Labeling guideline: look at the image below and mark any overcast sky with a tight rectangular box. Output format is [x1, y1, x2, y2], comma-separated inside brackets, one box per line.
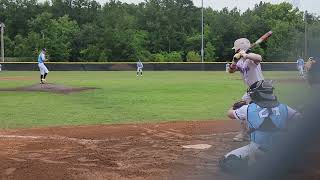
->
[102, 0, 319, 15]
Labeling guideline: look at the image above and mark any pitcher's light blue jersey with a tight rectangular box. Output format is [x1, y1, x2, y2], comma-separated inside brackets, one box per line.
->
[38, 52, 45, 64]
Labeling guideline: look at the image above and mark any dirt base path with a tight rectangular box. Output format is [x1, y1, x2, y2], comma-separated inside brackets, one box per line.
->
[0, 83, 97, 94]
[0, 121, 244, 180]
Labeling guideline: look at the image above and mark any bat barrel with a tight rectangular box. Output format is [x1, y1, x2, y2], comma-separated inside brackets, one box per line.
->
[253, 31, 273, 47]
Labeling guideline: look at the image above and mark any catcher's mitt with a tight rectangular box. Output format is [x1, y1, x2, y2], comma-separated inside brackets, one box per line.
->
[232, 100, 247, 110]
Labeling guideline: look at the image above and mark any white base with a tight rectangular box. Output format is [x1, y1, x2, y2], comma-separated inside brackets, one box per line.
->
[182, 144, 212, 150]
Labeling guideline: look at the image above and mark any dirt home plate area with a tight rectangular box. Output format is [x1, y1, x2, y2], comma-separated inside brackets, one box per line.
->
[0, 121, 245, 180]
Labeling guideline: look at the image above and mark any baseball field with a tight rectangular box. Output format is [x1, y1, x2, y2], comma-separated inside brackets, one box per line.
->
[0, 71, 311, 179]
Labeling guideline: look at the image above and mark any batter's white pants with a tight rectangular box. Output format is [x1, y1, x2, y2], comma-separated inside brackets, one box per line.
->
[242, 92, 252, 103]
[38, 63, 49, 75]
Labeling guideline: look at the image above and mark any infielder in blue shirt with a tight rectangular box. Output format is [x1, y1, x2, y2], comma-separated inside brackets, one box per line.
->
[137, 59, 143, 77]
[38, 48, 49, 84]
[297, 57, 305, 77]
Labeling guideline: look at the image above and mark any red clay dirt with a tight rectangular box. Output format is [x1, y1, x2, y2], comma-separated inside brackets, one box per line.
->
[0, 121, 318, 180]
[0, 120, 244, 180]
[0, 83, 97, 94]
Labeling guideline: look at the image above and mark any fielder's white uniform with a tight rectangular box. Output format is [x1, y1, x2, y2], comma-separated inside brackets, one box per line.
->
[226, 63, 230, 73]
[236, 54, 264, 102]
[137, 61, 143, 76]
[38, 52, 49, 75]
[296, 58, 304, 77]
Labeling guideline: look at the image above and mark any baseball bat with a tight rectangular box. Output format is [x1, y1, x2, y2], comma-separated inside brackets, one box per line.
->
[249, 31, 273, 50]
[229, 31, 273, 64]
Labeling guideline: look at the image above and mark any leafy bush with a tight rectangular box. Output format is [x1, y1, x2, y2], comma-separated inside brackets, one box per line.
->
[186, 51, 201, 62]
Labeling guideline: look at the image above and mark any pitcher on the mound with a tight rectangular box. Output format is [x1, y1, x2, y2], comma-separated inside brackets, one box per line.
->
[38, 48, 49, 84]
[228, 38, 264, 142]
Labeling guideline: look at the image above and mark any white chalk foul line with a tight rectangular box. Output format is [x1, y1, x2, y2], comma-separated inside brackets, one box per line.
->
[0, 134, 108, 145]
[0, 132, 238, 143]
[196, 132, 238, 138]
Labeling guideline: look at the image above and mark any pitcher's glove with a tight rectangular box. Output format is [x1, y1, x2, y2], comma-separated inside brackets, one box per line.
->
[232, 100, 247, 110]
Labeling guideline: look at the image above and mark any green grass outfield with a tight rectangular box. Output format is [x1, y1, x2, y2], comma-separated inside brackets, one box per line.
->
[0, 71, 311, 128]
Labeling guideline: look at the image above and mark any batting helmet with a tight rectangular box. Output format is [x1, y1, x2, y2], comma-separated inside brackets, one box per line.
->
[232, 38, 251, 52]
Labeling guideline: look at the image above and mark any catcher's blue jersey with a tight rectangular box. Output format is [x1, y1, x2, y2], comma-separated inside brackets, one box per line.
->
[247, 103, 288, 149]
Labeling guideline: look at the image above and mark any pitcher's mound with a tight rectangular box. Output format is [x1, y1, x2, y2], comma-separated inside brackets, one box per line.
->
[0, 83, 97, 94]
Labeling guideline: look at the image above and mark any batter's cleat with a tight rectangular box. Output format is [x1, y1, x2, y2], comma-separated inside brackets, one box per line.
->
[233, 133, 249, 142]
[41, 79, 46, 83]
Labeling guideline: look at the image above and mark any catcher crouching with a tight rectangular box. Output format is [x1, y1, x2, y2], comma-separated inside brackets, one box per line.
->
[219, 80, 300, 174]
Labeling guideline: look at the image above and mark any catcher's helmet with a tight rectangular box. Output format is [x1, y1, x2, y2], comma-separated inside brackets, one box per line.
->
[248, 80, 279, 108]
[232, 38, 251, 52]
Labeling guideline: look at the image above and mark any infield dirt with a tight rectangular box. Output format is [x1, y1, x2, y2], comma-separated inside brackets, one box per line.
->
[0, 83, 97, 94]
[0, 121, 243, 180]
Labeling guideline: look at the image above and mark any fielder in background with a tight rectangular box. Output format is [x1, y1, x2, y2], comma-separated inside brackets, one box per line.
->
[38, 48, 49, 84]
[296, 56, 305, 78]
[306, 57, 319, 86]
[225, 63, 230, 73]
[228, 38, 265, 142]
[137, 59, 143, 77]
[304, 57, 316, 73]
[219, 80, 300, 174]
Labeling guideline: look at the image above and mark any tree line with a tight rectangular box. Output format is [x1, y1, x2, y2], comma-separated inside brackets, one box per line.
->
[0, 0, 319, 62]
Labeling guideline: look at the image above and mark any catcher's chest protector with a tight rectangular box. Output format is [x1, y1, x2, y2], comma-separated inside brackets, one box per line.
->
[247, 103, 288, 148]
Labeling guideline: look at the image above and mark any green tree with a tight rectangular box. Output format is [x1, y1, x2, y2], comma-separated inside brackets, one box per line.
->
[186, 51, 201, 62]
[164, 51, 183, 62]
[13, 35, 28, 57]
[1, 0, 319, 62]
[3, 36, 14, 57]
[45, 15, 80, 60]
[205, 42, 216, 61]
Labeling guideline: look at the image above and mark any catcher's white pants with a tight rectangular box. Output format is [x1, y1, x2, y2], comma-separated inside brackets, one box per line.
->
[225, 142, 265, 165]
[38, 63, 49, 75]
